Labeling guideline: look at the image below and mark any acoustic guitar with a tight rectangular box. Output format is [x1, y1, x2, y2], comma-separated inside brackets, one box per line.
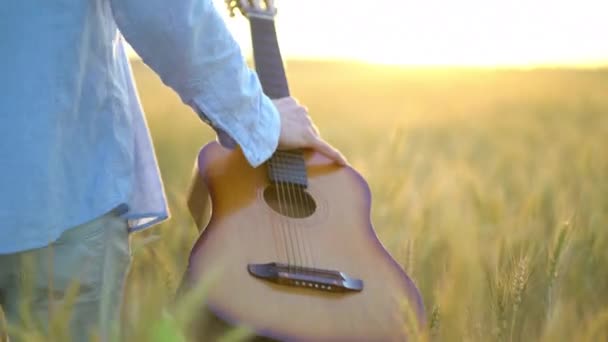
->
[182, 1, 426, 340]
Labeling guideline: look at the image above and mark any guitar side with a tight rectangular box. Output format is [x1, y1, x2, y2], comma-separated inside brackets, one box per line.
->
[184, 142, 426, 341]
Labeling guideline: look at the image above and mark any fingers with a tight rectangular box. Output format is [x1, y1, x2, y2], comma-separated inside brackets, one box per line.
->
[311, 136, 348, 166]
[301, 112, 345, 165]
[273, 96, 348, 166]
[310, 123, 320, 136]
[299, 112, 345, 165]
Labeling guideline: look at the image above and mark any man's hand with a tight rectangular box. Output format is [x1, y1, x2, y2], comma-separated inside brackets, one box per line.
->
[272, 97, 348, 166]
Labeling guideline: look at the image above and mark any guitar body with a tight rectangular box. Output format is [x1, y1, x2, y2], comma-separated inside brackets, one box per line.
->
[182, 2, 425, 340]
[183, 142, 425, 341]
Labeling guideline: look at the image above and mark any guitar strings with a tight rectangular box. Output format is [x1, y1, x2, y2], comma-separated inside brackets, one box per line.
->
[268, 177, 287, 266]
[265, 150, 282, 265]
[273, 160, 294, 270]
[291, 154, 316, 269]
[277, 152, 314, 270]
[298, 151, 316, 269]
[280, 180, 298, 271]
[282, 152, 314, 269]
[275, 153, 305, 270]
[277, 152, 306, 270]
[276, 158, 303, 272]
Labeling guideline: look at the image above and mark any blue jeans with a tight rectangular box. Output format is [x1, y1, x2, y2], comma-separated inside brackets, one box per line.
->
[0, 208, 131, 341]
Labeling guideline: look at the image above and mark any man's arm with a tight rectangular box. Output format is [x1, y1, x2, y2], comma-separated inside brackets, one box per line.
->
[109, 0, 279, 167]
[109, 0, 347, 166]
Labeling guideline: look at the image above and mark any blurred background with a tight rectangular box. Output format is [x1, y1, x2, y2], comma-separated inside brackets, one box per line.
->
[122, 1, 608, 341]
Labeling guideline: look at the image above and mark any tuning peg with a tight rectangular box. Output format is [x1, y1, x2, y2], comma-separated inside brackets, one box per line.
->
[225, 0, 236, 17]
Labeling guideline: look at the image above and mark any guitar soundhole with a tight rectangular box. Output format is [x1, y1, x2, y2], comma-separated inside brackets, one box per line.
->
[263, 185, 316, 218]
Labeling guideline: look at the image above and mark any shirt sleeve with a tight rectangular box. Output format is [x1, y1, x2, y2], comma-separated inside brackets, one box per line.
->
[108, 0, 281, 167]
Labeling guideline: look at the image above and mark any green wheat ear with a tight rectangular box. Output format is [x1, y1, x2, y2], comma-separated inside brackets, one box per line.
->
[429, 304, 441, 337]
[495, 275, 509, 342]
[509, 254, 530, 342]
[511, 255, 530, 309]
[548, 222, 569, 281]
[546, 221, 570, 318]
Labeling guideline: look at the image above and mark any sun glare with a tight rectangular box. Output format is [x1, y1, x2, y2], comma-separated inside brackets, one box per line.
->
[128, 0, 608, 68]
[225, 0, 608, 67]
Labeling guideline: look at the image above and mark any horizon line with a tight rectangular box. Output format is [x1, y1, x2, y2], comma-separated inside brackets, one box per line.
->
[128, 55, 608, 70]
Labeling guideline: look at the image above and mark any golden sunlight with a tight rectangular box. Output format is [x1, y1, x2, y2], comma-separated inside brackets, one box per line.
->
[129, 0, 608, 67]
[224, 0, 608, 67]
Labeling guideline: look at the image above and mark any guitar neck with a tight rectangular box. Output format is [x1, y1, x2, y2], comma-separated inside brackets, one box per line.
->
[249, 15, 307, 186]
[249, 16, 290, 99]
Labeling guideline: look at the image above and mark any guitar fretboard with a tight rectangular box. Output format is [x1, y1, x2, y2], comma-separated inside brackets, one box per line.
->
[250, 16, 307, 187]
[267, 150, 307, 187]
[250, 17, 290, 99]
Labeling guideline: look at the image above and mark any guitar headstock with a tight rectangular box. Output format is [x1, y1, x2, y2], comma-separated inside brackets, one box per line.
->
[225, 0, 277, 19]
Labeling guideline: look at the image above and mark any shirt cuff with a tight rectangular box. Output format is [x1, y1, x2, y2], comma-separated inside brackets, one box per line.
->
[194, 108, 238, 149]
[189, 94, 281, 168]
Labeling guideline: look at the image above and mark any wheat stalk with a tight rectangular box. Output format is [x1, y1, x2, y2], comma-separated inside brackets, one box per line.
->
[509, 255, 530, 342]
[546, 222, 569, 322]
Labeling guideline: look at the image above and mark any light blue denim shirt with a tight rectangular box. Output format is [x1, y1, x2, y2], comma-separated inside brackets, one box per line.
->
[0, 0, 281, 254]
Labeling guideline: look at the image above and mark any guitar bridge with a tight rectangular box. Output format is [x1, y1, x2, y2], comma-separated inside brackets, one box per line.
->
[247, 262, 363, 292]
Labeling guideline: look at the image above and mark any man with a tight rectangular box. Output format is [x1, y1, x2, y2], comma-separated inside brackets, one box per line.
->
[0, 0, 346, 340]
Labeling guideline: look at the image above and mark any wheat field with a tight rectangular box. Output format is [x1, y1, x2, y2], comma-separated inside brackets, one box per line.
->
[114, 60, 608, 342]
[117, 60, 608, 342]
[7, 60, 604, 341]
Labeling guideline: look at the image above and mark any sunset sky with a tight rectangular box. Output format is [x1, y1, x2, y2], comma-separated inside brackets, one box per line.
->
[129, 0, 608, 67]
